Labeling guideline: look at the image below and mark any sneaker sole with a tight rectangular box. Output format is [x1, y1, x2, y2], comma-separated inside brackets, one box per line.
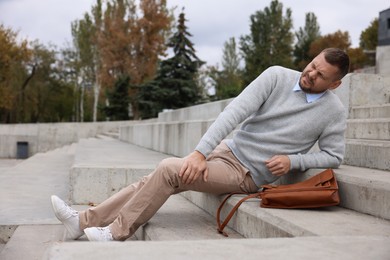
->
[84, 228, 99, 241]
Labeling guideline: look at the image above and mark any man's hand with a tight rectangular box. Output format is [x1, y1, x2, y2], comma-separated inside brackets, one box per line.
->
[179, 151, 208, 184]
[265, 155, 291, 176]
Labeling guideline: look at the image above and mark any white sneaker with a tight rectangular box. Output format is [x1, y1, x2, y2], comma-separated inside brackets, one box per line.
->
[51, 195, 84, 240]
[84, 226, 114, 242]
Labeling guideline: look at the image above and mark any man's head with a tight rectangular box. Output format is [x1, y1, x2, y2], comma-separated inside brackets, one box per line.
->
[299, 48, 350, 94]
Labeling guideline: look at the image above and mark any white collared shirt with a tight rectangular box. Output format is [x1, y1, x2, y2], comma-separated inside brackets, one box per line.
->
[293, 80, 325, 103]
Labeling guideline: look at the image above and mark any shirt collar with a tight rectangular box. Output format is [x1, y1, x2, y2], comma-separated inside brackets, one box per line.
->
[293, 80, 325, 103]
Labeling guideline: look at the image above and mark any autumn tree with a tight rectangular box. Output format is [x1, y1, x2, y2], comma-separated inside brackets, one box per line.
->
[240, 0, 294, 85]
[96, 0, 171, 119]
[21, 42, 75, 122]
[70, 0, 171, 120]
[294, 12, 321, 70]
[308, 30, 351, 58]
[0, 24, 30, 122]
[309, 30, 369, 72]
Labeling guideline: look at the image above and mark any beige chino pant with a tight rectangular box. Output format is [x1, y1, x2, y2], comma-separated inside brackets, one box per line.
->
[79, 142, 259, 240]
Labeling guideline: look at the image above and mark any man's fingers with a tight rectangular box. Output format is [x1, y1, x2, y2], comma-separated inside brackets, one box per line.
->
[203, 168, 209, 182]
[265, 155, 290, 176]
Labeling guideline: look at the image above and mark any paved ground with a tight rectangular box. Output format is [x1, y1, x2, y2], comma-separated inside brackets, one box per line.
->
[0, 159, 23, 170]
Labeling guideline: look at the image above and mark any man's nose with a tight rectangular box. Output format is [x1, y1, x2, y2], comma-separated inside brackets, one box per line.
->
[308, 70, 317, 80]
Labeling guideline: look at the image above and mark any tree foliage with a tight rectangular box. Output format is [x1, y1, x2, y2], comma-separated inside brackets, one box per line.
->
[309, 30, 351, 58]
[104, 76, 130, 120]
[294, 12, 321, 70]
[210, 37, 243, 100]
[70, 0, 171, 120]
[138, 10, 204, 118]
[360, 18, 378, 50]
[0, 24, 30, 122]
[240, 0, 294, 85]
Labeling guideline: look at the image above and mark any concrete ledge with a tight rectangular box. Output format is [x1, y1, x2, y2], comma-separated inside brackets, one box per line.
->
[43, 236, 390, 260]
[346, 119, 390, 140]
[181, 191, 390, 239]
[120, 120, 215, 157]
[135, 195, 242, 241]
[70, 167, 151, 204]
[157, 99, 232, 122]
[345, 139, 390, 170]
[0, 121, 136, 158]
[350, 104, 390, 119]
[278, 166, 390, 220]
[0, 145, 74, 226]
[70, 138, 170, 204]
[0, 225, 64, 260]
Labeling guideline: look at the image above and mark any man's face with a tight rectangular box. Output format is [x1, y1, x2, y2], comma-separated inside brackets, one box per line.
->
[299, 52, 342, 94]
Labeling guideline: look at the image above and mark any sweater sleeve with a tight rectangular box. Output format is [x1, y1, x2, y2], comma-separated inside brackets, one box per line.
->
[288, 107, 347, 171]
[194, 66, 278, 157]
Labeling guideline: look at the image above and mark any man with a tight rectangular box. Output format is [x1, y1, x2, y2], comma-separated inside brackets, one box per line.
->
[51, 48, 350, 241]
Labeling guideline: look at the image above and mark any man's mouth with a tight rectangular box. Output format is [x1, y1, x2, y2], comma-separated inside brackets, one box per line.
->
[303, 74, 313, 87]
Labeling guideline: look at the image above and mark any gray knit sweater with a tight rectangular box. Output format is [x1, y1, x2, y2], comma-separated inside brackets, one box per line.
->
[195, 66, 347, 187]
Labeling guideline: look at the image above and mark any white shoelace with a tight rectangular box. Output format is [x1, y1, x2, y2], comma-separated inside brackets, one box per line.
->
[58, 200, 78, 219]
[96, 227, 113, 240]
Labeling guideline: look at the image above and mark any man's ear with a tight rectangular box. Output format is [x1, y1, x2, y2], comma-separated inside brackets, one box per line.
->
[329, 80, 342, 90]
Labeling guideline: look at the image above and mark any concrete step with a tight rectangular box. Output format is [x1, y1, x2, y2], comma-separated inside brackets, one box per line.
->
[99, 131, 120, 139]
[70, 137, 170, 204]
[180, 191, 390, 239]
[135, 194, 242, 241]
[43, 236, 390, 260]
[346, 118, 390, 140]
[0, 225, 64, 260]
[2, 194, 238, 260]
[0, 159, 23, 171]
[277, 166, 390, 220]
[69, 138, 390, 221]
[0, 144, 75, 227]
[345, 139, 390, 170]
[349, 104, 390, 119]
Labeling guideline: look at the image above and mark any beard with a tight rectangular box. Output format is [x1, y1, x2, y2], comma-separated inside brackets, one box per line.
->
[299, 73, 314, 93]
[298, 73, 326, 94]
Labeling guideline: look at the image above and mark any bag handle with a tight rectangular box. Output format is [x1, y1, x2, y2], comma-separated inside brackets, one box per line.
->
[216, 192, 261, 237]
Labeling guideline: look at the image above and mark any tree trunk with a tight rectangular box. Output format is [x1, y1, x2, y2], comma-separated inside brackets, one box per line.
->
[93, 82, 100, 122]
[80, 84, 85, 122]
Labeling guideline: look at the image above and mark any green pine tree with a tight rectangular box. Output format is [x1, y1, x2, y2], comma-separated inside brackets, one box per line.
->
[156, 10, 204, 109]
[104, 76, 130, 121]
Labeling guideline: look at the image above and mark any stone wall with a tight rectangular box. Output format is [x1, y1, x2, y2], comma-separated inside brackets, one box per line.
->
[0, 121, 135, 158]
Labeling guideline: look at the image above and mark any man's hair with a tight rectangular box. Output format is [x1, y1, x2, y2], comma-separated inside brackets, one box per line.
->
[321, 48, 350, 80]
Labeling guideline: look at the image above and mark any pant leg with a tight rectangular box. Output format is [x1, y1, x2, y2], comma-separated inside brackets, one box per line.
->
[107, 142, 258, 240]
[79, 142, 259, 240]
[79, 175, 149, 229]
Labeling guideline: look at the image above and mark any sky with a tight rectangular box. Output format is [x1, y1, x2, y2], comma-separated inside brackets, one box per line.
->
[0, 0, 388, 67]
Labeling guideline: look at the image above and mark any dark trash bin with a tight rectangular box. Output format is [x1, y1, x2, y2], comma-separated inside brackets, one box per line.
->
[16, 141, 29, 159]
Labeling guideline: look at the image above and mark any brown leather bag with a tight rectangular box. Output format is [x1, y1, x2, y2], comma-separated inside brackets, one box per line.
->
[216, 169, 340, 236]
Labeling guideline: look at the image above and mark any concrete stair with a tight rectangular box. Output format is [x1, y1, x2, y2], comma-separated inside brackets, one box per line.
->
[0, 144, 76, 259]
[1, 72, 389, 259]
[53, 137, 390, 258]
[344, 103, 390, 171]
[1, 136, 389, 259]
[43, 236, 390, 260]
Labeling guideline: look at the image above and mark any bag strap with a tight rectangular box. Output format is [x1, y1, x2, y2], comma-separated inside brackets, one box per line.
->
[216, 192, 261, 237]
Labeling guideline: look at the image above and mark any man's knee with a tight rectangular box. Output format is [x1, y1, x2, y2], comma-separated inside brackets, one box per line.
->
[157, 157, 183, 174]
